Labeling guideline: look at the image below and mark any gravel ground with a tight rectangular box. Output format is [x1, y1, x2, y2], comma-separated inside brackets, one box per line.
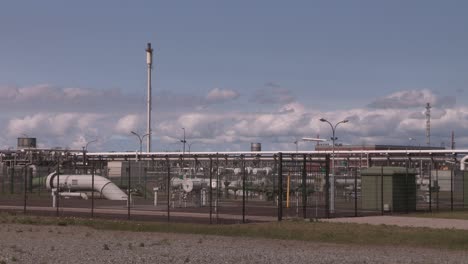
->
[1, 224, 468, 264]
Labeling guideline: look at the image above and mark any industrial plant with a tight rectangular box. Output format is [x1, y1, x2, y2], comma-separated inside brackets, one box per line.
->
[1, 44, 466, 224]
[1, 136, 467, 224]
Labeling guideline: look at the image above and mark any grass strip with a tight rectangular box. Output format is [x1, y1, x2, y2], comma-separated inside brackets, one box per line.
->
[2, 212, 468, 250]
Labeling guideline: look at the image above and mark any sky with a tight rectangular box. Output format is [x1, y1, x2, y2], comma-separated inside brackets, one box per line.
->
[1, 0, 468, 152]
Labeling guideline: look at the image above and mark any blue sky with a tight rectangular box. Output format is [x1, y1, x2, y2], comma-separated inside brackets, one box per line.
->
[1, 1, 468, 151]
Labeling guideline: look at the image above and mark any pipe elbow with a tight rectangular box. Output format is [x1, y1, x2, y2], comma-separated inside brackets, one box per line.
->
[461, 155, 468, 171]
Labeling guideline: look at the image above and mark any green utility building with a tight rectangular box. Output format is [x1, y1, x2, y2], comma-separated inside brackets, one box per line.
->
[361, 167, 417, 212]
[464, 172, 468, 207]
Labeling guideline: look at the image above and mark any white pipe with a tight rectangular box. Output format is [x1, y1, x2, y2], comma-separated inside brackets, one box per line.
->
[87, 149, 468, 157]
[461, 155, 468, 171]
[59, 192, 88, 200]
[46, 172, 127, 200]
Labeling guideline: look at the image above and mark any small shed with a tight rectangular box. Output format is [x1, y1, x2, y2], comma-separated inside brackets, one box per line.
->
[361, 166, 417, 212]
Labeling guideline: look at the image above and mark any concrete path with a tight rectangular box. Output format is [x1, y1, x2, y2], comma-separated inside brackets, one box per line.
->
[323, 216, 468, 230]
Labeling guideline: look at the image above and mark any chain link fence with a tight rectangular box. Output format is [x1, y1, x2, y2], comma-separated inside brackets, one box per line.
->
[0, 152, 466, 223]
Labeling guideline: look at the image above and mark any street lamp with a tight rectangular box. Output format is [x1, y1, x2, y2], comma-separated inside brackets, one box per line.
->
[188, 142, 197, 154]
[82, 139, 97, 166]
[180, 128, 187, 155]
[293, 140, 299, 153]
[319, 118, 348, 215]
[131, 131, 150, 185]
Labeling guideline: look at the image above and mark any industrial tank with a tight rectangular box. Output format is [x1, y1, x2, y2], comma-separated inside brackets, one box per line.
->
[17, 137, 36, 149]
[251, 143, 261, 152]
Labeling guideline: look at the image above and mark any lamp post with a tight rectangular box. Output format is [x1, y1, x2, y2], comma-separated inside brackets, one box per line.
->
[181, 128, 187, 155]
[319, 118, 348, 215]
[131, 131, 150, 185]
[188, 142, 196, 154]
[82, 139, 97, 168]
[293, 140, 299, 153]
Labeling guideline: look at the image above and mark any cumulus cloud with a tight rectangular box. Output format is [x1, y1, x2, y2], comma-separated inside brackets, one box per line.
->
[2, 84, 468, 151]
[205, 88, 239, 103]
[114, 114, 142, 134]
[368, 89, 456, 109]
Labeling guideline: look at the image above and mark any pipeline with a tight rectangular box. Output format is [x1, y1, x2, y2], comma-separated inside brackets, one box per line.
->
[46, 172, 127, 201]
[460, 155, 468, 171]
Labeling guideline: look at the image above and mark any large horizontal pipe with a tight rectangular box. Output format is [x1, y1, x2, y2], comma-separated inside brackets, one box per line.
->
[46, 172, 127, 201]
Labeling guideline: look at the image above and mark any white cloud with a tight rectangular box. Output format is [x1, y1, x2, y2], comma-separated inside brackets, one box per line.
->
[205, 88, 239, 103]
[114, 114, 142, 135]
[368, 89, 456, 109]
[1, 86, 468, 151]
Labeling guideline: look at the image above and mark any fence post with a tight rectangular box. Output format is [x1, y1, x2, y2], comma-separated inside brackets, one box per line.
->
[273, 154, 277, 207]
[381, 166, 384, 215]
[436, 166, 439, 211]
[56, 157, 60, 217]
[144, 167, 148, 200]
[451, 155, 455, 211]
[1, 167, 4, 194]
[209, 156, 213, 224]
[428, 158, 432, 212]
[216, 153, 220, 223]
[450, 167, 453, 211]
[127, 166, 131, 220]
[23, 167, 27, 214]
[354, 167, 358, 217]
[325, 155, 330, 218]
[166, 156, 170, 222]
[302, 154, 307, 219]
[28, 167, 33, 193]
[10, 167, 14, 194]
[91, 163, 95, 218]
[242, 155, 246, 223]
[278, 152, 283, 221]
[405, 162, 409, 214]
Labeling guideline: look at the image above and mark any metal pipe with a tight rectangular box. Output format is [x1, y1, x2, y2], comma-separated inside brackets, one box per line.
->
[460, 155, 468, 171]
[87, 149, 468, 158]
[45, 172, 127, 200]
